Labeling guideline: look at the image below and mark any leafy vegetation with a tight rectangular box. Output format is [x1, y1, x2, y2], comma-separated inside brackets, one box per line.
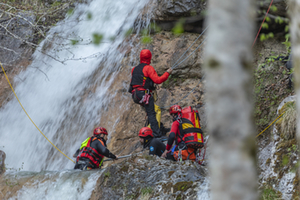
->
[260, 186, 282, 200]
[276, 101, 296, 140]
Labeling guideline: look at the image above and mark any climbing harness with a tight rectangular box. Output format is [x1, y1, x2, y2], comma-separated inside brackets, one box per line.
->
[0, 62, 75, 164]
[139, 89, 151, 105]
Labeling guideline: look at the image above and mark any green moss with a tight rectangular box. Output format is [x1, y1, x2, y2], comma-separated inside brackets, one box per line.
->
[174, 181, 193, 192]
[140, 187, 153, 195]
[260, 185, 282, 200]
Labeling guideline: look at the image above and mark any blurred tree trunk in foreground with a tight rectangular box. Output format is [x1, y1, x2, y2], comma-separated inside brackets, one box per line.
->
[204, 0, 257, 199]
[288, 0, 300, 187]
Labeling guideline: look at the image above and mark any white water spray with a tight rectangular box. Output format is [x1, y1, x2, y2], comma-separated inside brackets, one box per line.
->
[0, 0, 150, 171]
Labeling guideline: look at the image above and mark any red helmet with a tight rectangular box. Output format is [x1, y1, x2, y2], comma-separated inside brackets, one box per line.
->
[93, 127, 108, 136]
[138, 127, 153, 138]
[169, 105, 182, 115]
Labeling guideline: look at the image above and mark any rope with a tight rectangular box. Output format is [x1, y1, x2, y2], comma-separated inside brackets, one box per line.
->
[161, 75, 205, 109]
[0, 62, 75, 164]
[255, 111, 285, 138]
[171, 26, 208, 70]
[252, 0, 274, 48]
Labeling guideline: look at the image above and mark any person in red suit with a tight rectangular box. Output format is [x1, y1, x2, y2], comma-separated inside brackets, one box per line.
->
[129, 49, 172, 138]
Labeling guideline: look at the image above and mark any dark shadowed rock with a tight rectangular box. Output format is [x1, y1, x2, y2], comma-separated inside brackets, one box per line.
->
[0, 150, 6, 175]
[0, 12, 35, 71]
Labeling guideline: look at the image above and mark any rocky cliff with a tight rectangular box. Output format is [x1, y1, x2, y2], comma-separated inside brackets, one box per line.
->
[0, 0, 299, 199]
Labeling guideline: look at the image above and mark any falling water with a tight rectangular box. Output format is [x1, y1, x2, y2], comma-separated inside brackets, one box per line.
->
[0, 0, 150, 172]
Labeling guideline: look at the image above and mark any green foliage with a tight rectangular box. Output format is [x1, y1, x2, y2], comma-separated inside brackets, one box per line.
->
[275, 16, 284, 24]
[67, 8, 74, 16]
[141, 36, 152, 44]
[282, 155, 289, 166]
[125, 28, 133, 37]
[260, 32, 274, 41]
[141, 187, 153, 195]
[282, 33, 291, 53]
[104, 171, 111, 178]
[261, 186, 281, 200]
[262, 23, 269, 29]
[70, 39, 79, 45]
[87, 12, 92, 20]
[172, 18, 185, 36]
[150, 23, 161, 33]
[92, 33, 103, 45]
[270, 5, 277, 12]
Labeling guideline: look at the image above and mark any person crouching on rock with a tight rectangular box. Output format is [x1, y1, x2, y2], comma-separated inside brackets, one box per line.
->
[139, 127, 166, 157]
[74, 127, 118, 170]
[129, 49, 172, 138]
[161, 105, 197, 161]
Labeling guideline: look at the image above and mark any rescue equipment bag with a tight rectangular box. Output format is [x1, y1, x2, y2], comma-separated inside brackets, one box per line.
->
[179, 106, 204, 149]
[173, 147, 196, 161]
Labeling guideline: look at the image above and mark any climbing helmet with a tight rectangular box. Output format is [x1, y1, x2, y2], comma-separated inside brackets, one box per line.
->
[94, 127, 108, 136]
[138, 127, 154, 138]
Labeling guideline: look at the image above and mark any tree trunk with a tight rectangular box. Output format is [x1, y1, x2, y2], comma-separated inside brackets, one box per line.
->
[204, 0, 257, 199]
[288, 0, 300, 190]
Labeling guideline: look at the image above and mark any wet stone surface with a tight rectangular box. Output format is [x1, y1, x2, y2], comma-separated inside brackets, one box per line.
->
[90, 153, 207, 200]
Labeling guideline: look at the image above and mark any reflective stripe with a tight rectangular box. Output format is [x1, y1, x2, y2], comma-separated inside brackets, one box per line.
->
[80, 137, 90, 150]
[194, 113, 200, 128]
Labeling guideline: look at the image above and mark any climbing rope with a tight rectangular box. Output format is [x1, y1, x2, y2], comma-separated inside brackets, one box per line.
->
[256, 111, 285, 138]
[171, 26, 208, 70]
[0, 62, 75, 164]
[160, 27, 208, 109]
[252, 0, 274, 48]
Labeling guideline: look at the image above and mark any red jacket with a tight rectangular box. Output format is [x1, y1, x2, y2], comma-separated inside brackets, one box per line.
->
[131, 49, 169, 90]
[166, 120, 183, 151]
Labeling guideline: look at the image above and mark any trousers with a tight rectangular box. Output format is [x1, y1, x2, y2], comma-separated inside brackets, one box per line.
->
[132, 90, 161, 137]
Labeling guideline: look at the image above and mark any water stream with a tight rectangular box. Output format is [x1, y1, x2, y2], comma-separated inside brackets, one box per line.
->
[0, 0, 212, 199]
[0, 0, 150, 172]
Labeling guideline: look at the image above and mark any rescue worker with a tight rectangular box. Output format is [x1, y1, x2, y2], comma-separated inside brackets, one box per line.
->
[139, 127, 166, 157]
[161, 105, 197, 161]
[74, 127, 118, 170]
[129, 49, 172, 138]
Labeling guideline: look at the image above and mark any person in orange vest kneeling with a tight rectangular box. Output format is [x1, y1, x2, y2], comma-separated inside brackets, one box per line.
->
[74, 127, 118, 170]
[161, 105, 204, 161]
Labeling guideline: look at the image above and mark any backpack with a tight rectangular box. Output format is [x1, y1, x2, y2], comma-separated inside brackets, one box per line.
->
[178, 106, 204, 149]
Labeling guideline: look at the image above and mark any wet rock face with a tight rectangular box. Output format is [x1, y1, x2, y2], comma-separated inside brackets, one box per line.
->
[150, 0, 206, 33]
[90, 154, 207, 200]
[258, 97, 299, 200]
[0, 12, 35, 71]
[0, 150, 6, 175]
[154, 0, 205, 20]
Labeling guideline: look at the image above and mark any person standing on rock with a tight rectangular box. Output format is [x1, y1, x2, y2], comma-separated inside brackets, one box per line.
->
[138, 127, 166, 157]
[129, 49, 172, 138]
[74, 127, 118, 170]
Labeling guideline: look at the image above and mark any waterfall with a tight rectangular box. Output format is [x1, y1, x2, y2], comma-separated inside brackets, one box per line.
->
[3, 170, 102, 200]
[0, 0, 150, 172]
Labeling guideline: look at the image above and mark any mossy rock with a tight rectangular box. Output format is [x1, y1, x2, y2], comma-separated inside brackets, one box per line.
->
[173, 181, 194, 192]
